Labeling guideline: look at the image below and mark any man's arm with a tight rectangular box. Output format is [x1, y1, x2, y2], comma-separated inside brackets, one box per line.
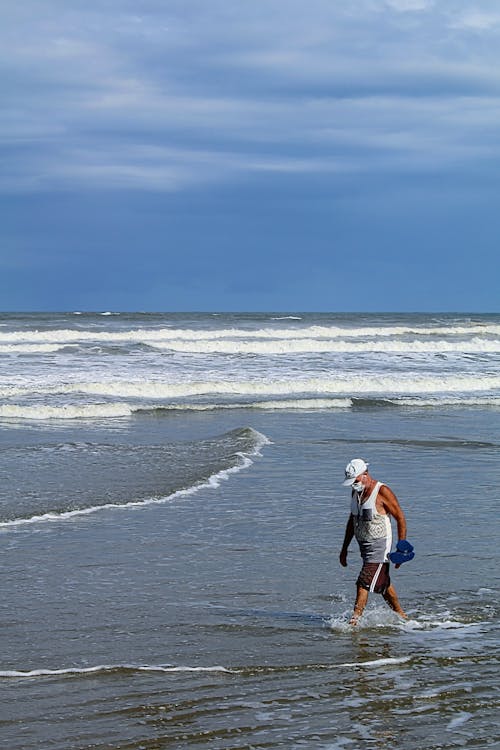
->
[379, 485, 407, 541]
[339, 515, 354, 567]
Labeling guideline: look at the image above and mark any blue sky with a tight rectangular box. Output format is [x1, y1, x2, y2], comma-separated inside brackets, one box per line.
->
[1, 0, 500, 312]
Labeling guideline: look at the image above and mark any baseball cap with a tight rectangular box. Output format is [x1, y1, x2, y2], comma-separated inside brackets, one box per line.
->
[342, 458, 369, 486]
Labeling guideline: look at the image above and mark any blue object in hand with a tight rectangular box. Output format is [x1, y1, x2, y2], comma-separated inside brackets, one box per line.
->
[389, 539, 415, 565]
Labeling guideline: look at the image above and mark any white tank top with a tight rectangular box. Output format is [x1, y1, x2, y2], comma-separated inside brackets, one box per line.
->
[351, 481, 392, 563]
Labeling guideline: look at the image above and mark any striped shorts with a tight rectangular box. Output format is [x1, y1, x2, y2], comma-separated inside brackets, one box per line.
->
[356, 562, 390, 594]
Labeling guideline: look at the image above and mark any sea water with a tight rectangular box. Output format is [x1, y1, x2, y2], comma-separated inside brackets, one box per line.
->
[0, 312, 499, 749]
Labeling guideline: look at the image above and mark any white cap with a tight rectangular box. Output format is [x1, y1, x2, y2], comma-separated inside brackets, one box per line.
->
[342, 458, 369, 486]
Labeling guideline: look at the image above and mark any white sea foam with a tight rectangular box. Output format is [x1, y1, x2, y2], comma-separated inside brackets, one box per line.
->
[1, 374, 499, 421]
[145, 398, 352, 412]
[0, 344, 65, 354]
[328, 607, 409, 631]
[0, 403, 135, 420]
[148, 337, 500, 355]
[402, 619, 481, 631]
[0, 322, 499, 345]
[3, 373, 498, 401]
[337, 657, 411, 668]
[0, 657, 409, 680]
[394, 396, 500, 407]
[0, 664, 235, 678]
[49, 373, 500, 398]
[328, 603, 483, 633]
[0, 399, 352, 420]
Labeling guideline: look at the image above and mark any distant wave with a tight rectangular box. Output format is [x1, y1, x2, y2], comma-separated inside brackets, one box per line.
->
[142, 398, 353, 413]
[2, 335, 500, 355]
[0, 398, 352, 420]
[3, 394, 498, 422]
[1, 374, 499, 420]
[3, 373, 498, 400]
[1, 314, 499, 423]
[148, 337, 500, 354]
[0, 322, 499, 346]
[0, 403, 135, 420]
[393, 396, 500, 407]
[0, 344, 67, 354]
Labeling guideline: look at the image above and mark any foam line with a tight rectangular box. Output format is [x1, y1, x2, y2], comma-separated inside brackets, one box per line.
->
[0, 429, 270, 528]
[0, 664, 235, 678]
[337, 657, 411, 668]
[0, 657, 410, 679]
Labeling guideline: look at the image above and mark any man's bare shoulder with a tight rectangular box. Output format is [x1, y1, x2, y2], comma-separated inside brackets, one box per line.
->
[379, 483, 397, 500]
[378, 483, 402, 510]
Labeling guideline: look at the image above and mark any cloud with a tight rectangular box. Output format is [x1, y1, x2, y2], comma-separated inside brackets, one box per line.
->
[451, 10, 500, 31]
[384, 0, 434, 11]
[2, 1, 500, 193]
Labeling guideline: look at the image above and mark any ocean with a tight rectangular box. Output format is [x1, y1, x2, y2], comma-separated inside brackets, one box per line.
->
[0, 311, 499, 749]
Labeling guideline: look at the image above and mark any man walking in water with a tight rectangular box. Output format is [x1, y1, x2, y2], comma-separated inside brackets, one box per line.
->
[339, 458, 408, 626]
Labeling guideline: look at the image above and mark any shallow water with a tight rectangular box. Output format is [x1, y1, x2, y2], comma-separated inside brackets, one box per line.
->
[1, 313, 499, 748]
[1, 405, 499, 749]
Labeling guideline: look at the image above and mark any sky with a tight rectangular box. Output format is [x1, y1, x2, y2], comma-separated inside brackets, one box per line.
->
[1, 0, 500, 312]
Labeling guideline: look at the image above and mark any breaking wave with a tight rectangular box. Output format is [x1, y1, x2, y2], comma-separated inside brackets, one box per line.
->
[0, 427, 270, 527]
[2, 374, 499, 402]
[0, 322, 499, 346]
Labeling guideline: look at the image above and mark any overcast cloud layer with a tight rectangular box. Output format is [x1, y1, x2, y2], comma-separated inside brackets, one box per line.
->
[1, 1, 500, 310]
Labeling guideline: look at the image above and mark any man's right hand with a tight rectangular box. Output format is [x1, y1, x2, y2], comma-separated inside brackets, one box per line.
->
[339, 549, 348, 567]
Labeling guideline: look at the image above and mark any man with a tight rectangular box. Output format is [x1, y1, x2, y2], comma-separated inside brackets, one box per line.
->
[339, 458, 408, 626]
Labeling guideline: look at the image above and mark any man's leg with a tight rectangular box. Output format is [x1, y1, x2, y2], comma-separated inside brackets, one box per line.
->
[350, 586, 369, 625]
[383, 584, 408, 618]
